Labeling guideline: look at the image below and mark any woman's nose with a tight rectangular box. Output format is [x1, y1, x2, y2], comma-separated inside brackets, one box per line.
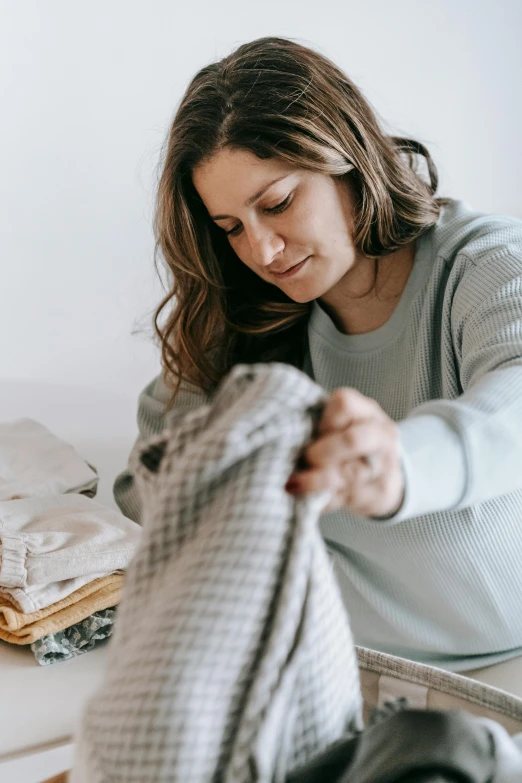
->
[248, 226, 285, 268]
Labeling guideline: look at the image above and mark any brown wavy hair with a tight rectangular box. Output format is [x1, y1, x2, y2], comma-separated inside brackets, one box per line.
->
[154, 36, 444, 400]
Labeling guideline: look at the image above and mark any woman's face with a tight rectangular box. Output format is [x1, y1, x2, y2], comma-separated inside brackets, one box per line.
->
[192, 147, 366, 303]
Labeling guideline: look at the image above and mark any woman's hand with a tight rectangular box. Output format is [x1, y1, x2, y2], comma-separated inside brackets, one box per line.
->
[285, 388, 405, 518]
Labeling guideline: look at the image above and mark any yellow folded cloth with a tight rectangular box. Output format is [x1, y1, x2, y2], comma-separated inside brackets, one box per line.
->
[0, 572, 124, 645]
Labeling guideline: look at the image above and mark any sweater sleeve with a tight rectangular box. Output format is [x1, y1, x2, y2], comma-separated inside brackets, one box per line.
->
[391, 248, 522, 522]
[113, 374, 207, 522]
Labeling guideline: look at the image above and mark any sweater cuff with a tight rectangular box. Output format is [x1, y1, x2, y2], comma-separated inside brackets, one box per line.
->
[376, 414, 468, 523]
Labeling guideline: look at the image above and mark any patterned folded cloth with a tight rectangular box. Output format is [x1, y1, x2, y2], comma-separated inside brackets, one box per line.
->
[71, 363, 362, 783]
[0, 572, 123, 644]
[31, 607, 117, 665]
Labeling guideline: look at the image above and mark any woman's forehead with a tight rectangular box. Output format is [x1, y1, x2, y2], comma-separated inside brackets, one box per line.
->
[192, 148, 295, 217]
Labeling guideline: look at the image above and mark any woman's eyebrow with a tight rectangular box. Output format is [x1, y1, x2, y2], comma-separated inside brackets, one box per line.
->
[211, 175, 290, 220]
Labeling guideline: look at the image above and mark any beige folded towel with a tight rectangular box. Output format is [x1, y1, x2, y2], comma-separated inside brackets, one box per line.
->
[0, 572, 123, 644]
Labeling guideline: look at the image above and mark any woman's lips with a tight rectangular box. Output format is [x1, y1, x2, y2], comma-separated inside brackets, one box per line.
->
[271, 256, 310, 279]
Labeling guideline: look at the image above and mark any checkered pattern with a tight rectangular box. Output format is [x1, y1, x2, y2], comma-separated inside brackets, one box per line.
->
[72, 363, 362, 783]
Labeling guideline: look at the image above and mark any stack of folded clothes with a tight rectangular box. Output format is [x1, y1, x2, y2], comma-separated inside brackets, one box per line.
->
[0, 418, 141, 665]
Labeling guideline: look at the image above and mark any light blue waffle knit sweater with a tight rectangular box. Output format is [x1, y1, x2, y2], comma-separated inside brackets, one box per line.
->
[114, 200, 522, 672]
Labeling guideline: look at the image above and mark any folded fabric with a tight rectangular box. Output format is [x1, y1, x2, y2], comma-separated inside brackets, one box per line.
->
[0, 494, 141, 613]
[345, 709, 496, 783]
[0, 572, 123, 644]
[288, 706, 522, 783]
[32, 607, 116, 666]
[0, 418, 98, 500]
[71, 363, 362, 783]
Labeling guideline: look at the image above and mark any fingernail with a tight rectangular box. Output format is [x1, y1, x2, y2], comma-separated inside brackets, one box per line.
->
[285, 478, 301, 494]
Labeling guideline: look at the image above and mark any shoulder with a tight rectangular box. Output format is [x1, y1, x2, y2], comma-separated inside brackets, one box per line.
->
[137, 373, 208, 438]
[421, 200, 522, 318]
[427, 199, 522, 269]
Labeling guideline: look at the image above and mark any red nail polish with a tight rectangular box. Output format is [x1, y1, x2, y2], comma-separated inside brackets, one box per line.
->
[285, 479, 300, 494]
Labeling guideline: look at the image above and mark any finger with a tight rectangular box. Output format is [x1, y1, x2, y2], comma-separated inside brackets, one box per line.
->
[340, 457, 379, 487]
[324, 473, 380, 514]
[305, 422, 388, 467]
[319, 388, 384, 435]
[285, 466, 344, 496]
[329, 463, 404, 517]
[286, 457, 371, 497]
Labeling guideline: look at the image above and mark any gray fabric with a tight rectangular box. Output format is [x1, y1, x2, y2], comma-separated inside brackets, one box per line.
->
[31, 607, 116, 665]
[72, 363, 362, 783]
[343, 710, 495, 783]
[288, 708, 496, 783]
[289, 705, 522, 783]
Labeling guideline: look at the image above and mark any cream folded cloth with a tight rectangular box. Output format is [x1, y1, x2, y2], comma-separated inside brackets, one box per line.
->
[0, 494, 140, 613]
[0, 418, 98, 500]
[0, 572, 123, 644]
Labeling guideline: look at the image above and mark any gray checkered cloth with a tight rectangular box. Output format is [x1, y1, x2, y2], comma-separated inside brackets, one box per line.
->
[71, 363, 362, 783]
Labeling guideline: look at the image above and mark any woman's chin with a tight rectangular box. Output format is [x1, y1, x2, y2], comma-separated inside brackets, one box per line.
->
[279, 279, 329, 304]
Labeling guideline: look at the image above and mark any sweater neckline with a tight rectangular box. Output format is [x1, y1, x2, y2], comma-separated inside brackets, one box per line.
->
[308, 229, 433, 354]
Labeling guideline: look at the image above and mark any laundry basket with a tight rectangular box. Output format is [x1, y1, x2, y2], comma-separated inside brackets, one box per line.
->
[41, 648, 522, 783]
[357, 646, 522, 734]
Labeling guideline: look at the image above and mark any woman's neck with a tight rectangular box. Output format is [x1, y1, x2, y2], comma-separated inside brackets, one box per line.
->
[318, 242, 416, 335]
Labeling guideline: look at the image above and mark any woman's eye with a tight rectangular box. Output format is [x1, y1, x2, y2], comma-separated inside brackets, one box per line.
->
[225, 224, 243, 237]
[265, 195, 291, 214]
[224, 195, 292, 237]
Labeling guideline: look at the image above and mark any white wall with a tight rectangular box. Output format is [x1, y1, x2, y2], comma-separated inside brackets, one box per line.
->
[1, 0, 521, 400]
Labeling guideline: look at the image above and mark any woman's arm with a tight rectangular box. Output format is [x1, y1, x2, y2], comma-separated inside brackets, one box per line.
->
[288, 246, 522, 522]
[113, 374, 207, 522]
[395, 247, 522, 520]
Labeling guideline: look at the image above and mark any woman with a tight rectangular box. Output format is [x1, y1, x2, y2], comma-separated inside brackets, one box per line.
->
[115, 36, 522, 681]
